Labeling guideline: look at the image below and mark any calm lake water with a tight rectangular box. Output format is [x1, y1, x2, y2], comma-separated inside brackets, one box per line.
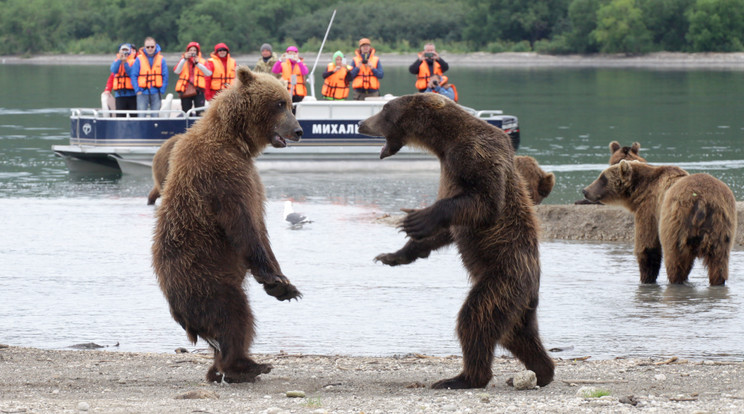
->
[1, 64, 743, 360]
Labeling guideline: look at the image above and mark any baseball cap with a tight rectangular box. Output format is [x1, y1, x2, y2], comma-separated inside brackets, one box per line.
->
[359, 38, 371, 47]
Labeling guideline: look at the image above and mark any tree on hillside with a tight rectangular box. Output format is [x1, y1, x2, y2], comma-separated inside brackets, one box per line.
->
[686, 0, 744, 51]
[641, 0, 693, 51]
[591, 0, 652, 54]
[464, 0, 569, 47]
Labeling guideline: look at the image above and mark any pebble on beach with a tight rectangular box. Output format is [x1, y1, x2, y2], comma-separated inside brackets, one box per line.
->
[511, 370, 538, 390]
[286, 390, 306, 398]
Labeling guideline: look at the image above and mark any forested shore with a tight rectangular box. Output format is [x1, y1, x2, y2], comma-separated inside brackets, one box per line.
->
[2, 0, 744, 56]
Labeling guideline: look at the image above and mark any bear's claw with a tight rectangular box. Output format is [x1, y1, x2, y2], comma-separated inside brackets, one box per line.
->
[264, 281, 302, 301]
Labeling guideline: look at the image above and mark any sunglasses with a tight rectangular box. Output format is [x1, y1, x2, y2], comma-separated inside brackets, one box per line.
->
[145, 46, 156, 49]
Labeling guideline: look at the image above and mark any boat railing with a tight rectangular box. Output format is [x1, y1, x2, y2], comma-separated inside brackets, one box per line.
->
[71, 108, 193, 120]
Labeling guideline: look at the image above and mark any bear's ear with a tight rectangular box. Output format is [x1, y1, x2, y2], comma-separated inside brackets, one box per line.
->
[619, 159, 633, 178]
[538, 173, 555, 197]
[237, 66, 256, 87]
[630, 142, 641, 154]
[609, 141, 620, 153]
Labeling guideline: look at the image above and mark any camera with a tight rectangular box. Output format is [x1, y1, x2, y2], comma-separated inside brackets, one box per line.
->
[432, 80, 439, 86]
[424, 52, 434, 58]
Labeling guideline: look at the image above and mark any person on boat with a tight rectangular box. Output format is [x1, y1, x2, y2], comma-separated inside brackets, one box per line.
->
[110, 43, 137, 117]
[204, 43, 237, 101]
[409, 43, 449, 92]
[130, 37, 168, 116]
[272, 46, 308, 104]
[349, 38, 383, 100]
[173, 41, 212, 115]
[321, 51, 352, 100]
[253, 43, 281, 79]
[423, 74, 457, 101]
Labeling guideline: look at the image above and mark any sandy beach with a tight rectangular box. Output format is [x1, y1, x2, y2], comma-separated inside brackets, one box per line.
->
[4, 51, 744, 69]
[1, 345, 743, 414]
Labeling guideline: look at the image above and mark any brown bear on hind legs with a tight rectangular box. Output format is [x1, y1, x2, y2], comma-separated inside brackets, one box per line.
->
[583, 160, 736, 285]
[359, 93, 554, 389]
[152, 68, 303, 383]
[146, 133, 182, 205]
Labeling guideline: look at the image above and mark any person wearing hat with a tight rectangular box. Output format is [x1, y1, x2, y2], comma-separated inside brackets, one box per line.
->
[110, 43, 138, 117]
[272, 46, 309, 103]
[174, 42, 212, 114]
[321, 51, 353, 100]
[130, 36, 168, 116]
[204, 43, 236, 101]
[253, 43, 281, 79]
[410, 43, 449, 92]
[349, 38, 383, 100]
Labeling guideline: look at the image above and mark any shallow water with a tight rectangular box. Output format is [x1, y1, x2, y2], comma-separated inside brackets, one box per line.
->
[1, 197, 742, 360]
[1, 65, 743, 360]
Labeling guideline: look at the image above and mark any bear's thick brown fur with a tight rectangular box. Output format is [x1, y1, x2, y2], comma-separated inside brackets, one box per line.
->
[514, 155, 554, 205]
[359, 93, 554, 389]
[583, 160, 736, 285]
[152, 68, 303, 383]
[609, 141, 646, 165]
[576, 141, 648, 205]
[147, 134, 182, 205]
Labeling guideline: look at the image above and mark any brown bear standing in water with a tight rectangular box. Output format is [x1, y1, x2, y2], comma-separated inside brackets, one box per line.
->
[146, 134, 182, 205]
[359, 93, 554, 389]
[609, 141, 646, 165]
[576, 141, 647, 205]
[152, 68, 303, 383]
[583, 160, 736, 285]
[514, 155, 555, 205]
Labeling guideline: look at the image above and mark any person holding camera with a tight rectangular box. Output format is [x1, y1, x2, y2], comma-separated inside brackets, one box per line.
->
[271, 46, 308, 103]
[423, 74, 456, 101]
[409, 43, 449, 92]
[253, 43, 281, 79]
[174, 42, 212, 114]
[204, 43, 237, 101]
[349, 38, 383, 100]
[110, 43, 137, 117]
[321, 51, 353, 100]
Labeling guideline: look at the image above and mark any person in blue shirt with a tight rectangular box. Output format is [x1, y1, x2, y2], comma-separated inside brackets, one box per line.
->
[109, 43, 137, 117]
[130, 37, 168, 116]
[424, 74, 455, 101]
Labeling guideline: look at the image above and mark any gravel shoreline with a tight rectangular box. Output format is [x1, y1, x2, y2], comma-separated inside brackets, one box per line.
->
[1, 345, 743, 413]
[4, 52, 744, 69]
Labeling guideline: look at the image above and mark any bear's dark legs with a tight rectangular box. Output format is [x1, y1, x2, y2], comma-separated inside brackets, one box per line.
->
[502, 300, 554, 387]
[375, 230, 452, 266]
[664, 248, 694, 284]
[202, 285, 271, 383]
[147, 187, 159, 205]
[703, 251, 729, 286]
[637, 247, 662, 283]
[432, 283, 504, 389]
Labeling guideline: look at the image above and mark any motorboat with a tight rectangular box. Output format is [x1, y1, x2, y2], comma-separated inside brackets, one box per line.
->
[53, 93, 520, 175]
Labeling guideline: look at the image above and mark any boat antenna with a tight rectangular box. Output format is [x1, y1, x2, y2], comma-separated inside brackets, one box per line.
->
[308, 9, 337, 98]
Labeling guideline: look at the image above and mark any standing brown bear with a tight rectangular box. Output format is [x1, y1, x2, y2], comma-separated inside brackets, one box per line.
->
[152, 67, 303, 383]
[583, 160, 736, 285]
[359, 94, 554, 389]
[146, 133, 182, 205]
[514, 155, 555, 205]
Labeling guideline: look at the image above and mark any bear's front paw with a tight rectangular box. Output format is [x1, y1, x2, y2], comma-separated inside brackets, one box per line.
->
[400, 209, 439, 240]
[374, 252, 413, 266]
[264, 281, 302, 301]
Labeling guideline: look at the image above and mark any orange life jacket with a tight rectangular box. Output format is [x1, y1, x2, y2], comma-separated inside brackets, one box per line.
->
[175, 55, 207, 92]
[415, 60, 443, 90]
[113, 54, 136, 91]
[321, 63, 351, 99]
[352, 49, 380, 91]
[209, 54, 236, 90]
[137, 53, 164, 89]
[280, 60, 307, 97]
[437, 75, 459, 102]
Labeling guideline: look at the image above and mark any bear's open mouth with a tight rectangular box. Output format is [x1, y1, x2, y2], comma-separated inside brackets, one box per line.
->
[270, 134, 288, 148]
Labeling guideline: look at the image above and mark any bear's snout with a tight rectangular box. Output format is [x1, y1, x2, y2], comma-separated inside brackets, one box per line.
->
[293, 127, 303, 140]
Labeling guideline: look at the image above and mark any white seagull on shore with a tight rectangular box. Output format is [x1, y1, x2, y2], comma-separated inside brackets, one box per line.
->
[283, 200, 312, 229]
